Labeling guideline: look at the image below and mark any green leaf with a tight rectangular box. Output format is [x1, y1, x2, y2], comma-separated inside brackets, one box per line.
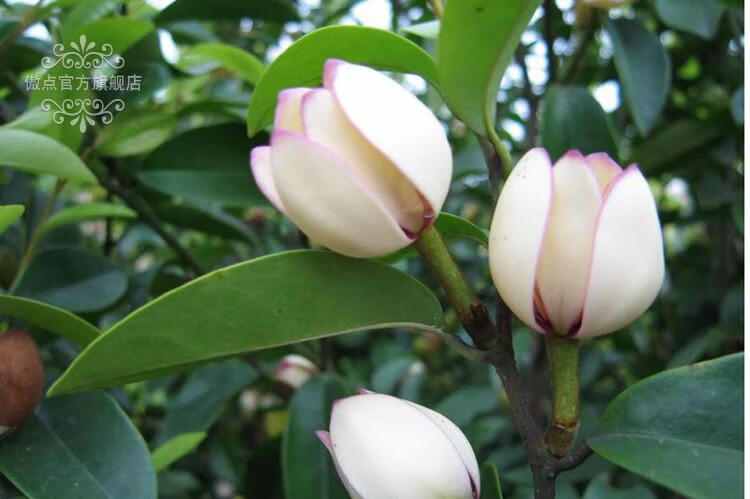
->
[371, 356, 415, 393]
[16, 247, 128, 313]
[582, 475, 655, 499]
[96, 108, 177, 157]
[64, 18, 154, 51]
[588, 353, 743, 499]
[157, 359, 257, 444]
[479, 462, 504, 499]
[0, 107, 51, 133]
[40, 202, 136, 234]
[49, 250, 445, 395]
[607, 18, 671, 136]
[0, 295, 100, 347]
[246, 26, 439, 137]
[282, 374, 351, 499]
[437, 0, 541, 134]
[139, 123, 263, 207]
[177, 43, 265, 85]
[655, 0, 725, 39]
[151, 432, 207, 472]
[0, 391, 156, 499]
[540, 85, 618, 162]
[156, 0, 298, 24]
[401, 20, 440, 39]
[0, 129, 96, 183]
[0, 204, 24, 234]
[60, 0, 119, 41]
[630, 119, 722, 174]
[434, 385, 499, 427]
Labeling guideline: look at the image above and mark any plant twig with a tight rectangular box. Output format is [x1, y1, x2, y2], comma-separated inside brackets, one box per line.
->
[544, 336, 580, 457]
[554, 442, 593, 472]
[543, 0, 558, 82]
[427, 0, 444, 19]
[0, 0, 44, 57]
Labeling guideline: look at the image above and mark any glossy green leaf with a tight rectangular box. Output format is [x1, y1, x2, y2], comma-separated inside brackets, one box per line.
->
[151, 433, 207, 472]
[0, 391, 156, 499]
[64, 18, 154, 50]
[479, 462, 504, 499]
[0, 129, 96, 183]
[437, 0, 541, 134]
[96, 109, 177, 157]
[60, 0, 120, 41]
[608, 18, 671, 136]
[0, 107, 51, 133]
[371, 356, 414, 393]
[40, 202, 136, 234]
[655, 0, 725, 39]
[156, 0, 298, 24]
[401, 20, 440, 39]
[139, 123, 263, 206]
[16, 247, 128, 313]
[0, 204, 24, 234]
[177, 43, 265, 84]
[282, 374, 351, 499]
[157, 359, 257, 444]
[588, 353, 743, 499]
[246, 26, 439, 136]
[582, 475, 655, 499]
[540, 85, 618, 161]
[435, 385, 499, 427]
[631, 119, 722, 174]
[49, 250, 445, 395]
[0, 295, 99, 346]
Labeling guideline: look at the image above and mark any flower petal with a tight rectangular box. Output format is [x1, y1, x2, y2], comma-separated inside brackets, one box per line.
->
[535, 151, 602, 335]
[270, 131, 411, 258]
[274, 87, 311, 133]
[329, 394, 475, 499]
[250, 146, 286, 214]
[301, 88, 425, 234]
[577, 165, 665, 338]
[586, 153, 622, 193]
[489, 148, 553, 333]
[323, 59, 451, 216]
[315, 430, 365, 499]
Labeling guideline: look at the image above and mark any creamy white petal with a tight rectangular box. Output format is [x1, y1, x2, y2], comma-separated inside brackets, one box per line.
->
[301, 89, 425, 234]
[585, 153, 622, 193]
[535, 151, 602, 335]
[270, 131, 411, 258]
[489, 148, 553, 333]
[329, 394, 475, 499]
[324, 59, 451, 216]
[577, 165, 664, 338]
[274, 87, 311, 133]
[250, 146, 286, 214]
[316, 431, 365, 499]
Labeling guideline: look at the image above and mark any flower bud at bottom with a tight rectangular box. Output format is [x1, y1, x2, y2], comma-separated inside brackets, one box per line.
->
[0, 330, 44, 435]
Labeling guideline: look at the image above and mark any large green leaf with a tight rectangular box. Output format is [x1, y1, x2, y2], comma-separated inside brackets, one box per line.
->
[608, 18, 671, 136]
[40, 202, 136, 234]
[540, 85, 618, 162]
[479, 462, 504, 499]
[0, 205, 24, 234]
[246, 26, 439, 136]
[64, 18, 154, 50]
[151, 433, 206, 472]
[630, 120, 722, 174]
[0, 129, 96, 183]
[96, 108, 177, 157]
[156, 0, 298, 24]
[0, 391, 156, 499]
[282, 374, 352, 499]
[49, 250, 445, 395]
[437, 0, 540, 134]
[582, 476, 655, 499]
[59, 0, 120, 41]
[176, 43, 265, 85]
[655, 0, 725, 39]
[16, 247, 128, 313]
[588, 353, 743, 499]
[0, 295, 99, 347]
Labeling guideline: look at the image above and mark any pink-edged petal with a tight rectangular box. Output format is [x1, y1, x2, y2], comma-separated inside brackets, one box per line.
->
[329, 394, 475, 499]
[301, 88, 425, 233]
[586, 153, 623, 193]
[323, 59, 451, 217]
[316, 429, 365, 499]
[535, 150, 602, 336]
[315, 430, 334, 452]
[274, 87, 311, 133]
[577, 165, 665, 338]
[250, 146, 286, 214]
[489, 148, 553, 334]
[270, 131, 412, 258]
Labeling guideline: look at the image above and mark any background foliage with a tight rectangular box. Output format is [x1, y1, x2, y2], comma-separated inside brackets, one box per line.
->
[0, 0, 744, 498]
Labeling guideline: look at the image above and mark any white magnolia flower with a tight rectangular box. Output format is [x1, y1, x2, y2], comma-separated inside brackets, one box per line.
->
[274, 354, 319, 389]
[250, 59, 452, 258]
[489, 149, 664, 338]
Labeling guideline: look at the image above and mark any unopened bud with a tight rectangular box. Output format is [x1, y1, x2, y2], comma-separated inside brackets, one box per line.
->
[0, 330, 44, 436]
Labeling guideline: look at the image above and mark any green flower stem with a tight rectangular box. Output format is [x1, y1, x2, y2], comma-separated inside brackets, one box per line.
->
[413, 225, 497, 349]
[544, 335, 581, 457]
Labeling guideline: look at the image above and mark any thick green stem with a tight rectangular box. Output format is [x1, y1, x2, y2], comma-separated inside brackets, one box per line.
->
[544, 336, 580, 457]
[413, 225, 497, 349]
